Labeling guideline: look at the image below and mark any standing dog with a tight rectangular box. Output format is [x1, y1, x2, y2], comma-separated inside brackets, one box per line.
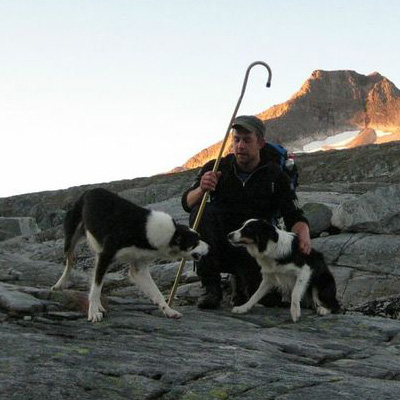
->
[228, 219, 339, 322]
[52, 188, 208, 322]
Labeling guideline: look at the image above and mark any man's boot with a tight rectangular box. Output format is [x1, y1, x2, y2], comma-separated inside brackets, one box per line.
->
[197, 279, 222, 309]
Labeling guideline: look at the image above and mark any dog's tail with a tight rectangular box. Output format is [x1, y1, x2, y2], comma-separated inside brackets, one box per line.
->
[319, 278, 341, 314]
[64, 194, 85, 255]
[309, 251, 341, 314]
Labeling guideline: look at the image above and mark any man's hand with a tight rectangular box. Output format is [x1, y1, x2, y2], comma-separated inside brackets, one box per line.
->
[200, 171, 221, 192]
[291, 222, 311, 255]
[186, 171, 222, 209]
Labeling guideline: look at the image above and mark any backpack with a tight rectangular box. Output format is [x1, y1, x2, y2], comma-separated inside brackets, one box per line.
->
[261, 142, 299, 190]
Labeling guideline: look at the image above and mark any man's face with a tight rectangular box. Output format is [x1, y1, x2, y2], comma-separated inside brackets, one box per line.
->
[232, 129, 265, 170]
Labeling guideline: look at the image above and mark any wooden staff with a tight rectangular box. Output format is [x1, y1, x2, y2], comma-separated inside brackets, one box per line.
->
[167, 61, 272, 307]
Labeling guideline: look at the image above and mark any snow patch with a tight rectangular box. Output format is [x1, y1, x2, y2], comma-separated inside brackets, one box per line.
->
[376, 130, 392, 137]
[302, 131, 360, 152]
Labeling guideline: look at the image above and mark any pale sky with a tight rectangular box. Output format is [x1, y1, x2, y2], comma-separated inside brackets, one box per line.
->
[1, 0, 399, 198]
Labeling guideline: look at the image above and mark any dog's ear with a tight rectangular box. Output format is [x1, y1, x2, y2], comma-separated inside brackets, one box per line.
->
[256, 225, 278, 253]
[168, 225, 181, 247]
[256, 232, 268, 253]
[173, 233, 182, 246]
[270, 227, 279, 243]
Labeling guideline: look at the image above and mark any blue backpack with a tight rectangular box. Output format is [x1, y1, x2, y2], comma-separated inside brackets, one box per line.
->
[262, 142, 299, 190]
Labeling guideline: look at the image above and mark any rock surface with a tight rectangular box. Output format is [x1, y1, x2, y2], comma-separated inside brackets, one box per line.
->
[2, 141, 400, 398]
[0, 217, 40, 241]
[2, 189, 400, 399]
[2, 302, 400, 400]
[302, 202, 333, 238]
[331, 184, 400, 233]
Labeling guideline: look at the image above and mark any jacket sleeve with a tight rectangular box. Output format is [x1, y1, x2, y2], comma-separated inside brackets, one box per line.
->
[181, 160, 216, 213]
[274, 170, 308, 230]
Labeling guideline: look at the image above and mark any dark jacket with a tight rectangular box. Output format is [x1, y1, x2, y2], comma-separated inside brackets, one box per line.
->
[181, 152, 308, 231]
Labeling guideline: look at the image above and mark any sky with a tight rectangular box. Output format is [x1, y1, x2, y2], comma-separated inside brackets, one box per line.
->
[1, 0, 399, 198]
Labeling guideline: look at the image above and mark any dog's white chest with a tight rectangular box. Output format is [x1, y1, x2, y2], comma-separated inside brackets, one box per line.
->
[259, 259, 302, 290]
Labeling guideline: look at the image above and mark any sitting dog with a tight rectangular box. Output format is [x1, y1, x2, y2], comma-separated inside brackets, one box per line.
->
[52, 188, 209, 322]
[228, 219, 340, 322]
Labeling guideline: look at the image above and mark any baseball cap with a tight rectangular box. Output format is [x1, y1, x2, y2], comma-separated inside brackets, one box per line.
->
[232, 115, 265, 139]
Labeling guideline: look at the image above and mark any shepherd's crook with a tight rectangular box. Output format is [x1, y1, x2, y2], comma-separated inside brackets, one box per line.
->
[167, 61, 272, 307]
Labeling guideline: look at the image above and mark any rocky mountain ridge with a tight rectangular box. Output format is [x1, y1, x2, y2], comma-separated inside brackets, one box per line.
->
[261, 70, 400, 147]
[179, 70, 400, 171]
[2, 140, 400, 232]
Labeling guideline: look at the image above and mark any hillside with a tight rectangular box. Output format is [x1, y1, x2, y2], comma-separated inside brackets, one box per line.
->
[179, 70, 400, 170]
[1, 140, 400, 231]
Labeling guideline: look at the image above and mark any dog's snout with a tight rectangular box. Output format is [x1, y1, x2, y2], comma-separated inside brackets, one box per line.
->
[190, 240, 209, 261]
[227, 232, 235, 241]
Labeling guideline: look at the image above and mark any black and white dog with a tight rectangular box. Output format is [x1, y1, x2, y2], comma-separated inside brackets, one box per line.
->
[228, 219, 340, 322]
[52, 188, 209, 322]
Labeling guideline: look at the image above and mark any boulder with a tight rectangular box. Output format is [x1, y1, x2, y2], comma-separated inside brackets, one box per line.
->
[331, 184, 400, 233]
[0, 252, 87, 289]
[297, 191, 359, 208]
[313, 233, 400, 306]
[302, 202, 333, 237]
[313, 233, 400, 276]
[0, 282, 47, 316]
[0, 217, 40, 241]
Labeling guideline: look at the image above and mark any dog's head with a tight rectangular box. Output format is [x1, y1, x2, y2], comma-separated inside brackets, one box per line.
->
[168, 224, 209, 261]
[228, 219, 279, 254]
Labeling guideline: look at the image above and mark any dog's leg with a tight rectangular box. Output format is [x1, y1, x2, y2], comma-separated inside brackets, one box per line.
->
[129, 263, 182, 319]
[52, 223, 84, 291]
[290, 266, 311, 322]
[51, 252, 74, 291]
[312, 287, 331, 316]
[232, 277, 273, 314]
[88, 252, 113, 323]
[88, 281, 105, 323]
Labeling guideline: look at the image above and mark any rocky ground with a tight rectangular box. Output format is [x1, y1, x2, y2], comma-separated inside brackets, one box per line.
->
[1, 247, 400, 400]
[1, 189, 400, 399]
[2, 142, 400, 399]
[2, 299, 400, 400]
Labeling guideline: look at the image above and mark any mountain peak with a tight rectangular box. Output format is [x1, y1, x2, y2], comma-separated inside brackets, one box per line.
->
[259, 69, 400, 147]
[177, 69, 400, 171]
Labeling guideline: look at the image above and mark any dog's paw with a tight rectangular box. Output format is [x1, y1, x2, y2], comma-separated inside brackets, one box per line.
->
[164, 307, 182, 319]
[88, 302, 105, 323]
[290, 303, 301, 322]
[88, 311, 104, 323]
[231, 306, 249, 314]
[317, 306, 331, 316]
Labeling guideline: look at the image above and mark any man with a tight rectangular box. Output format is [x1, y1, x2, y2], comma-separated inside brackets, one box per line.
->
[181, 115, 311, 309]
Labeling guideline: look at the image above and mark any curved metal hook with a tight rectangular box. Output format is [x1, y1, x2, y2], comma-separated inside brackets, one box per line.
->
[239, 61, 272, 103]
